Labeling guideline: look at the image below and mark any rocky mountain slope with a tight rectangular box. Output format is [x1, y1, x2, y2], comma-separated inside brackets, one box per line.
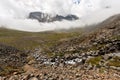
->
[0, 14, 120, 80]
[49, 14, 120, 55]
[39, 14, 120, 70]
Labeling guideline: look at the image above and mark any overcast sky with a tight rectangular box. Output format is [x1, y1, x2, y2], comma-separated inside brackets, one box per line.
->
[0, 0, 120, 32]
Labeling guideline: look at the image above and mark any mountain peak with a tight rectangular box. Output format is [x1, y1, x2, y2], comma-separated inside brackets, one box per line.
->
[28, 12, 79, 22]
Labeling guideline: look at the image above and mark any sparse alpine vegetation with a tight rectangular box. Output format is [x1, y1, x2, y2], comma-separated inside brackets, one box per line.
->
[0, 14, 120, 79]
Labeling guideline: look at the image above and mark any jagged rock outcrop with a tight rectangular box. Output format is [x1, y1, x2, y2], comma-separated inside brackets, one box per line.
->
[29, 12, 79, 22]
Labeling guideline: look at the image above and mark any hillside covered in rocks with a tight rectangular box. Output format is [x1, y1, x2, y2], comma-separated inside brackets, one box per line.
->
[0, 14, 120, 80]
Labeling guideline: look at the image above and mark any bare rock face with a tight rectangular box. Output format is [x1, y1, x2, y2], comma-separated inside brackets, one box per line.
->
[29, 12, 79, 22]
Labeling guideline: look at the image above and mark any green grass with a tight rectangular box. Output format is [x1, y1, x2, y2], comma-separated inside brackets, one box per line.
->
[87, 56, 102, 66]
[107, 56, 120, 67]
[0, 66, 24, 76]
[0, 28, 81, 51]
[111, 35, 120, 40]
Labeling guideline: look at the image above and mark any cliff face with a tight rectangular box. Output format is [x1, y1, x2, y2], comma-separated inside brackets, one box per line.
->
[29, 12, 79, 22]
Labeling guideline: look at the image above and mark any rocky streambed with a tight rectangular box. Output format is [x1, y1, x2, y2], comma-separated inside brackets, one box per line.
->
[29, 49, 120, 71]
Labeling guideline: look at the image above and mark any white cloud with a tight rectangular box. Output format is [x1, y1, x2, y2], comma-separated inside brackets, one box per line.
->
[0, 0, 120, 32]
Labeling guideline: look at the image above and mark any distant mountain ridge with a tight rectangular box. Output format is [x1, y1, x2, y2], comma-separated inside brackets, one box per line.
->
[29, 12, 79, 22]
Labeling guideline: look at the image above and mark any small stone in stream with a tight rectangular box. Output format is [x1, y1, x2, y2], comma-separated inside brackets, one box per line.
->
[0, 77, 4, 80]
[87, 64, 93, 70]
[59, 63, 64, 67]
[28, 60, 36, 65]
[103, 55, 112, 60]
[13, 72, 18, 75]
[76, 73, 81, 78]
[30, 74, 34, 77]
[29, 77, 38, 80]
[23, 74, 31, 80]
[9, 75, 19, 80]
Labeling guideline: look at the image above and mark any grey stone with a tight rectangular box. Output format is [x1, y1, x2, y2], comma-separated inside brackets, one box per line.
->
[29, 77, 39, 80]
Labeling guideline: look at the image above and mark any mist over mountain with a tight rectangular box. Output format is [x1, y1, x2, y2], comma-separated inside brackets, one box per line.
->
[0, 0, 120, 32]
